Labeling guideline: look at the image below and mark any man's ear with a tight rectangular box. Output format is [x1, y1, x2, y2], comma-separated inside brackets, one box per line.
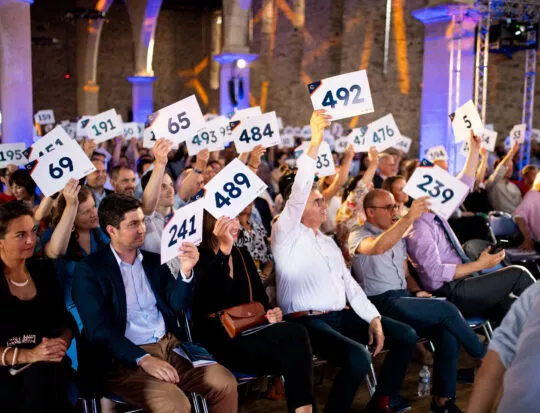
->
[106, 225, 116, 239]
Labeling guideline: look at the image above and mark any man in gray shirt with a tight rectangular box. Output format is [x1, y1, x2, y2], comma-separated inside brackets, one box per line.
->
[349, 189, 486, 413]
[467, 281, 540, 412]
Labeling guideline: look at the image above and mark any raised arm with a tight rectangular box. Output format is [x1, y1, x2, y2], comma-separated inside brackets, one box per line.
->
[322, 144, 354, 202]
[141, 138, 172, 215]
[177, 149, 208, 202]
[246, 145, 266, 174]
[361, 147, 379, 186]
[350, 197, 430, 256]
[33, 195, 55, 223]
[486, 142, 520, 189]
[476, 147, 489, 185]
[44, 179, 81, 259]
[273, 111, 330, 243]
[459, 130, 482, 180]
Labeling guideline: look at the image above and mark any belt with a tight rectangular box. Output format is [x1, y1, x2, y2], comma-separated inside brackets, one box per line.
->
[287, 310, 332, 318]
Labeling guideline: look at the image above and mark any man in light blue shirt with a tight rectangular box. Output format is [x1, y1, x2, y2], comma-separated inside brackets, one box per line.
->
[467, 281, 540, 412]
[73, 194, 237, 413]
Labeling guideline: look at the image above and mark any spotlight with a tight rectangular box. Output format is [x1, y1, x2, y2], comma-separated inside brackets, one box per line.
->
[236, 59, 247, 69]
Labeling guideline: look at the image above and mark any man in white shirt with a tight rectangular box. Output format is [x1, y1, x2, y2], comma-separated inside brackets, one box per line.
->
[272, 111, 417, 413]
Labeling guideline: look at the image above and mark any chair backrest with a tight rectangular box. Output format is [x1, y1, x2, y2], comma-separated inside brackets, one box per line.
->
[488, 211, 518, 237]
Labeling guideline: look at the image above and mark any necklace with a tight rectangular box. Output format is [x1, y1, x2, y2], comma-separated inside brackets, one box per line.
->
[9, 278, 29, 287]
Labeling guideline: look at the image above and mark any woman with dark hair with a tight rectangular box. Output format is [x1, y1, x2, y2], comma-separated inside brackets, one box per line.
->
[0, 201, 76, 412]
[192, 212, 315, 413]
[382, 175, 409, 216]
[41, 180, 109, 368]
[9, 169, 40, 210]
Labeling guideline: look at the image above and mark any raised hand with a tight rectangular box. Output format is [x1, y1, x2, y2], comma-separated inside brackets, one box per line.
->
[213, 217, 239, 255]
[248, 145, 266, 169]
[309, 110, 331, 147]
[405, 196, 431, 222]
[153, 138, 173, 166]
[178, 242, 199, 276]
[62, 178, 81, 209]
[367, 146, 379, 167]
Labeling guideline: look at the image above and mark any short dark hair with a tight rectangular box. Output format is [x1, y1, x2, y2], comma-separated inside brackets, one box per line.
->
[137, 158, 154, 177]
[98, 193, 141, 235]
[110, 165, 132, 182]
[0, 201, 34, 239]
[363, 189, 392, 212]
[10, 169, 36, 196]
[140, 170, 172, 191]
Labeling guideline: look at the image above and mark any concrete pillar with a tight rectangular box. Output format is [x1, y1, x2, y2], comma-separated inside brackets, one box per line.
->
[413, 3, 477, 171]
[127, 76, 156, 123]
[76, 0, 114, 116]
[125, 0, 162, 121]
[214, 0, 257, 115]
[0, 0, 34, 145]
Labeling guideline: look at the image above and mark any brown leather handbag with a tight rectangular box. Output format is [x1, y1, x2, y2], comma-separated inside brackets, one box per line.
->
[211, 247, 267, 339]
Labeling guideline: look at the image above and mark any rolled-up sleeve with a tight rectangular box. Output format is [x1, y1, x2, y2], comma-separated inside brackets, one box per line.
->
[405, 220, 456, 291]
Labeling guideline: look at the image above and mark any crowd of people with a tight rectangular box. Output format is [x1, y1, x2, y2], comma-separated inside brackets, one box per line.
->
[1, 108, 540, 413]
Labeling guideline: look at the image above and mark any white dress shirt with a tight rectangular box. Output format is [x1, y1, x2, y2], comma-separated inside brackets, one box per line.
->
[271, 154, 380, 323]
[110, 245, 166, 346]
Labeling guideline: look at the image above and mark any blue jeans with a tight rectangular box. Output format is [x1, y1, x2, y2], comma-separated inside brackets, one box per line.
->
[292, 309, 417, 413]
[369, 290, 486, 397]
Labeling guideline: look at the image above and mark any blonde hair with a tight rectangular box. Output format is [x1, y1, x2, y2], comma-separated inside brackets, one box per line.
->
[533, 172, 540, 191]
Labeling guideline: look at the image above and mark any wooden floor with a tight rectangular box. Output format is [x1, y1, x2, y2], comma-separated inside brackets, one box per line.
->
[238, 348, 483, 413]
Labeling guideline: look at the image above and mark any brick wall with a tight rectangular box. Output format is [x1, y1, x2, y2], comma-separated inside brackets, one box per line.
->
[30, 1, 539, 152]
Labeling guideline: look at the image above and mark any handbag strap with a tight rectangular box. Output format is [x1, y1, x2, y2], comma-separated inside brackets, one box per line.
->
[235, 247, 253, 303]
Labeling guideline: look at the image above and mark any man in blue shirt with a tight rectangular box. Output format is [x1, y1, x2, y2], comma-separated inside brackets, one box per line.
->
[73, 194, 237, 413]
[349, 189, 486, 413]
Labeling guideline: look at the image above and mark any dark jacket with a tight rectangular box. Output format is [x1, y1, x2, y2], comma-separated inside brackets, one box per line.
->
[72, 245, 192, 367]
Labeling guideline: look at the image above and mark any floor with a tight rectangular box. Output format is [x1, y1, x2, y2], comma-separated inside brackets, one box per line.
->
[238, 349, 484, 413]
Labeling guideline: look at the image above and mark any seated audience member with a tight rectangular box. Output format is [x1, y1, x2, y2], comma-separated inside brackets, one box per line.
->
[235, 202, 276, 305]
[134, 158, 154, 199]
[86, 159, 112, 207]
[406, 134, 535, 322]
[349, 190, 486, 413]
[272, 111, 417, 413]
[73, 194, 237, 413]
[174, 149, 208, 209]
[513, 172, 540, 252]
[516, 164, 538, 197]
[0, 201, 76, 413]
[109, 165, 137, 197]
[193, 214, 315, 413]
[486, 142, 522, 214]
[373, 152, 398, 188]
[42, 181, 108, 326]
[467, 281, 540, 413]
[10, 169, 41, 210]
[0, 165, 17, 203]
[381, 175, 409, 216]
[271, 150, 289, 193]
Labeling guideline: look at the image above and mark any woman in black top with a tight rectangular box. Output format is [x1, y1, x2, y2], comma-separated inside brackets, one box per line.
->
[0, 201, 76, 413]
[193, 213, 315, 413]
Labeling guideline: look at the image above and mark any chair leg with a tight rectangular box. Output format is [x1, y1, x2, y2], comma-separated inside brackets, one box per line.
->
[191, 392, 201, 413]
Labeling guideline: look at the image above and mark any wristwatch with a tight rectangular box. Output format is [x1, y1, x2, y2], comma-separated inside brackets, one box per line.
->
[193, 167, 202, 174]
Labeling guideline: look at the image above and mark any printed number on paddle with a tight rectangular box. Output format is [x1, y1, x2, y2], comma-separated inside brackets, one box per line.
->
[49, 157, 74, 179]
[91, 119, 117, 137]
[215, 173, 251, 208]
[192, 131, 218, 146]
[0, 150, 23, 162]
[322, 85, 363, 109]
[239, 124, 274, 144]
[168, 216, 196, 247]
[416, 174, 454, 204]
[168, 112, 191, 134]
[316, 154, 330, 169]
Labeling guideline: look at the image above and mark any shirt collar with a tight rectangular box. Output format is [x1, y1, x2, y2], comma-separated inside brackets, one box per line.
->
[110, 244, 144, 267]
[417, 211, 437, 223]
[363, 221, 384, 235]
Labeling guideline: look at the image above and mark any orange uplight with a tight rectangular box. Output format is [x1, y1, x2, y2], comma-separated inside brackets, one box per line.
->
[349, 116, 359, 129]
[186, 79, 209, 106]
[393, 0, 410, 95]
[360, 19, 374, 70]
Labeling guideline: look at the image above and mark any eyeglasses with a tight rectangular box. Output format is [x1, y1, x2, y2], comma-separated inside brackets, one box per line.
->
[366, 204, 399, 212]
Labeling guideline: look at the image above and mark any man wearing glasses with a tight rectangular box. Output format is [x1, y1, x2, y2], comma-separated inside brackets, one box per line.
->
[272, 110, 418, 413]
[349, 189, 486, 413]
